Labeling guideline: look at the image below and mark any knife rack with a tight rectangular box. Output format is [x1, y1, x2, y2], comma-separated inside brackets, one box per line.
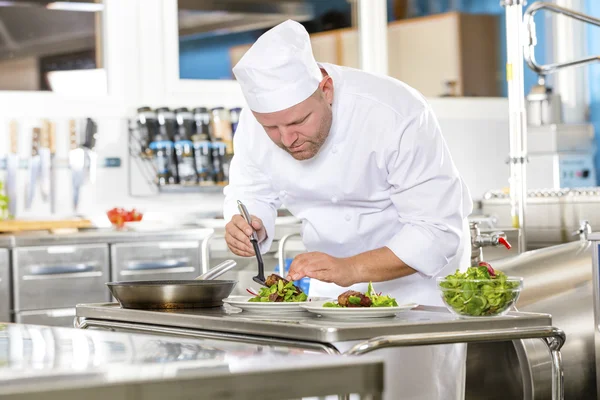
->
[127, 120, 226, 197]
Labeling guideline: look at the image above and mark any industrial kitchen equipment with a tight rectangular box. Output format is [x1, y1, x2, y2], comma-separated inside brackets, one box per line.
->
[75, 303, 566, 400]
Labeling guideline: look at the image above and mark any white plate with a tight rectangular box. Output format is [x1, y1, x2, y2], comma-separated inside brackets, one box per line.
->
[300, 300, 419, 319]
[222, 296, 330, 313]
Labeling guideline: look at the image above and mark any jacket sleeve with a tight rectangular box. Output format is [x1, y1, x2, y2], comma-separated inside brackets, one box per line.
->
[384, 106, 472, 277]
[223, 116, 282, 254]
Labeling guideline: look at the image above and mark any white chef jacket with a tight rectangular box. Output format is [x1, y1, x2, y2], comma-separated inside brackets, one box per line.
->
[223, 63, 473, 400]
[223, 62, 472, 302]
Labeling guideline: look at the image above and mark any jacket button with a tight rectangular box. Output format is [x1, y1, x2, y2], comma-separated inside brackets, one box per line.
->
[345, 214, 352, 221]
[332, 146, 338, 154]
[331, 196, 338, 204]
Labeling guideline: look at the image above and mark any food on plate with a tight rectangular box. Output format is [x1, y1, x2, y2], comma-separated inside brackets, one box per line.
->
[106, 207, 143, 228]
[323, 282, 399, 308]
[437, 262, 522, 317]
[247, 274, 307, 303]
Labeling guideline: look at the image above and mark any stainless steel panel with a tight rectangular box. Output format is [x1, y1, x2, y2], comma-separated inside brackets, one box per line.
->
[481, 189, 600, 248]
[111, 241, 201, 281]
[0, 249, 10, 322]
[0, 323, 383, 400]
[13, 244, 109, 311]
[10, 228, 214, 247]
[15, 308, 76, 327]
[466, 239, 595, 399]
[76, 303, 552, 344]
[0, 236, 14, 248]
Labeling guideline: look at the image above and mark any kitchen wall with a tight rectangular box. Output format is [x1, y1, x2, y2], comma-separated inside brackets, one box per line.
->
[0, 58, 39, 91]
[0, 0, 578, 223]
[178, 0, 550, 97]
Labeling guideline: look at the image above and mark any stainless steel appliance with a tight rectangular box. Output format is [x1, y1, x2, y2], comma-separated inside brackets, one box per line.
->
[0, 248, 10, 322]
[481, 188, 600, 248]
[75, 302, 565, 400]
[467, 234, 594, 399]
[527, 123, 596, 189]
[12, 244, 110, 326]
[110, 240, 202, 283]
[0, 323, 384, 400]
[587, 233, 600, 399]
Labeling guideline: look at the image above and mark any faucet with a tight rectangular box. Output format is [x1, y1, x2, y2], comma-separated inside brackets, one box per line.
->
[573, 220, 592, 241]
[470, 222, 512, 266]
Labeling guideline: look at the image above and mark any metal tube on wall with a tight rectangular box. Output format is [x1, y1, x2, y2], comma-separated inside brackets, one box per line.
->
[357, 0, 388, 75]
[503, 0, 528, 252]
[553, 0, 589, 123]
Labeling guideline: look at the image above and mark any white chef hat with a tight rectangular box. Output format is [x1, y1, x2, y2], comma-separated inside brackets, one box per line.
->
[232, 19, 322, 113]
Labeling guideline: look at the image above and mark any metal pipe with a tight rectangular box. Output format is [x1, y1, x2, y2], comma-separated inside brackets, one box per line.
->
[277, 233, 301, 277]
[200, 232, 216, 274]
[346, 327, 565, 354]
[502, 0, 528, 252]
[524, 1, 600, 76]
[356, 0, 388, 75]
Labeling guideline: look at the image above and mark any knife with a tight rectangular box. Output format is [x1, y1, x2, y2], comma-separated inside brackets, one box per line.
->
[5, 120, 18, 217]
[38, 120, 51, 203]
[83, 118, 97, 184]
[68, 120, 85, 212]
[49, 122, 57, 214]
[25, 127, 41, 210]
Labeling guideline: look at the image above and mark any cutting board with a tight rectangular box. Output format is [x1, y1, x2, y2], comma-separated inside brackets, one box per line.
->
[0, 219, 93, 233]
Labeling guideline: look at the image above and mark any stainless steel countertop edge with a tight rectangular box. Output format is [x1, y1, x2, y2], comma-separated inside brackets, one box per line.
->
[0, 228, 216, 248]
[76, 303, 553, 344]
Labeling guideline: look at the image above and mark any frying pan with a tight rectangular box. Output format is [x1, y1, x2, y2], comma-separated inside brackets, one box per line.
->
[107, 260, 238, 310]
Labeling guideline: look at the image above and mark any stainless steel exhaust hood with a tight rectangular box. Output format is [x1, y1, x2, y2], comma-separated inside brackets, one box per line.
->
[178, 0, 315, 37]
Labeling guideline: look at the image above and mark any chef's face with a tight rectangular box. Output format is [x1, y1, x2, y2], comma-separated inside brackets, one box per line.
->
[253, 74, 334, 160]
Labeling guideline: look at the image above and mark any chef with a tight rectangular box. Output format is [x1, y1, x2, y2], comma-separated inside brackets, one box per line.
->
[223, 19, 473, 400]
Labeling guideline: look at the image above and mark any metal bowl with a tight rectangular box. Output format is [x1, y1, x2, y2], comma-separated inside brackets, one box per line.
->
[107, 280, 237, 310]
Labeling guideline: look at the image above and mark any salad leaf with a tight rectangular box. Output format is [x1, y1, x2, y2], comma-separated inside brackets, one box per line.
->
[247, 279, 306, 303]
[365, 282, 399, 307]
[438, 263, 520, 316]
[322, 282, 399, 308]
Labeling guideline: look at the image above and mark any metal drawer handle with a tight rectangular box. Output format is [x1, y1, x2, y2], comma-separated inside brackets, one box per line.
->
[120, 266, 195, 276]
[126, 258, 190, 271]
[29, 263, 96, 275]
[23, 271, 102, 281]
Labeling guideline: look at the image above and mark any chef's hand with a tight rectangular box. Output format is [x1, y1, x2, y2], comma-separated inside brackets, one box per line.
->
[287, 252, 356, 287]
[225, 215, 267, 257]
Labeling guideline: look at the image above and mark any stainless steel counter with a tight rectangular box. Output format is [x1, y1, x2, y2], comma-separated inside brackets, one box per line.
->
[76, 303, 566, 400]
[0, 236, 13, 248]
[0, 323, 384, 400]
[76, 303, 553, 344]
[6, 228, 214, 247]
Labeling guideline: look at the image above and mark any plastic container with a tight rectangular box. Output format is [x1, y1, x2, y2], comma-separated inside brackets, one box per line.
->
[436, 276, 523, 318]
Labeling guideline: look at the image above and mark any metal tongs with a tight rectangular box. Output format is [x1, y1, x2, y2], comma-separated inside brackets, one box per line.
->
[237, 200, 267, 287]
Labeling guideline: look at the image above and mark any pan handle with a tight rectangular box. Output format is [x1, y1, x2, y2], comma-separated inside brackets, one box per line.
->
[196, 260, 237, 281]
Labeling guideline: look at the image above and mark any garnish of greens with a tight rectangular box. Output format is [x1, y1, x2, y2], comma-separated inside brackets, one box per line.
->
[323, 282, 399, 308]
[247, 279, 308, 302]
[438, 262, 520, 316]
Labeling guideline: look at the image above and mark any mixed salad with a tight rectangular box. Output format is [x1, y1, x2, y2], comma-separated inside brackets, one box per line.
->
[247, 274, 308, 303]
[323, 282, 399, 308]
[438, 262, 521, 316]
